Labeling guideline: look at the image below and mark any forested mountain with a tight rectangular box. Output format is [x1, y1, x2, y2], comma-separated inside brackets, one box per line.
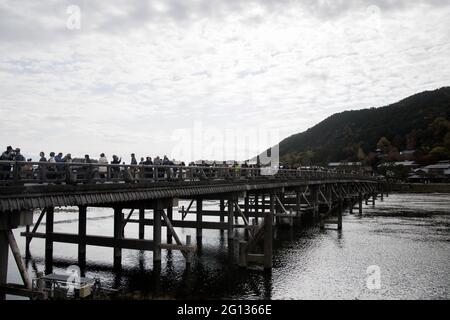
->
[277, 87, 450, 166]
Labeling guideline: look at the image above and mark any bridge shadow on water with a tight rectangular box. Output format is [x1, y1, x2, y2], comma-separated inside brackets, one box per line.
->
[22, 222, 338, 300]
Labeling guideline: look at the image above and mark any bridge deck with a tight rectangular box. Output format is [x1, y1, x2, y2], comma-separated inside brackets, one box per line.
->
[0, 176, 375, 212]
[0, 161, 377, 212]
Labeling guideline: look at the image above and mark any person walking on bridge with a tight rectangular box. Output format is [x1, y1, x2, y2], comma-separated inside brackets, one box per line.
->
[38, 152, 47, 183]
[55, 152, 64, 175]
[0, 146, 14, 180]
[48, 152, 56, 163]
[13, 148, 26, 180]
[130, 153, 138, 179]
[111, 155, 121, 179]
[63, 153, 73, 183]
[98, 153, 108, 179]
[13, 148, 25, 162]
[83, 154, 93, 183]
[63, 153, 72, 162]
[131, 153, 137, 165]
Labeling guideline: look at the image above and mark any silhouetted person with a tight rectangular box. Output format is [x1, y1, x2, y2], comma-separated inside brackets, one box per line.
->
[143, 156, 153, 179]
[48, 152, 56, 163]
[111, 155, 121, 179]
[38, 152, 47, 183]
[12, 148, 26, 179]
[98, 153, 108, 179]
[14, 148, 25, 162]
[131, 153, 137, 165]
[55, 152, 64, 175]
[63, 153, 73, 183]
[63, 153, 72, 162]
[0, 146, 14, 180]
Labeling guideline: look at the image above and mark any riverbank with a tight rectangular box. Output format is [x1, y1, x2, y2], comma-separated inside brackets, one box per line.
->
[390, 183, 450, 193]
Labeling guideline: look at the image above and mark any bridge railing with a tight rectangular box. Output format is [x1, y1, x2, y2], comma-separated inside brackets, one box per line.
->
[0, 160, 372, 186]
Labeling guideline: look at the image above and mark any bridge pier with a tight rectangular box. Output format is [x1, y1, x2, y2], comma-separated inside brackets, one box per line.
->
[167, 206, 173, 244]
[0, 210, 33, 299]
[294, 189, 302, 227]
[153, 205, 162, 267]
[254, 194, 259, 224]
[228, 197, 235, 241]
[311, 186, 319, 219]
[196, 198, 203, 245]
[113, 207, 123, 269]
[219, 199, 225, 236]
[0, 227, 8, 300]
[358, 192, 363, 215]
[219, 200, 225, 223]
[45, 207, 54, 275]
[264, 194, 274, 269]
[139, 208, 145, 240]
[78, 205, 87, 276]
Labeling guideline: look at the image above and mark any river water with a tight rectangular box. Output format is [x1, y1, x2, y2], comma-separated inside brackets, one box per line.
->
[6, 193, 450, 300]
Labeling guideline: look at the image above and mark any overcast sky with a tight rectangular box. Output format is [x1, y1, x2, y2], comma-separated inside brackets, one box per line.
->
[1, 0, 449, 162]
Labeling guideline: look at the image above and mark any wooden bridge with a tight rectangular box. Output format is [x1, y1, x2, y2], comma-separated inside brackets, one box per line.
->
[0, 160, 386, 298]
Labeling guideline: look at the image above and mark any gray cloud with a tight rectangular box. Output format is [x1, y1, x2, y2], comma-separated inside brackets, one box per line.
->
[2, 0, 449, 43]
[0, 0, 449, 161]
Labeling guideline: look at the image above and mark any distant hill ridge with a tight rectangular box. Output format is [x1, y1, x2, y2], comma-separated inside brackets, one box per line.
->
[274, 87, 450, 165]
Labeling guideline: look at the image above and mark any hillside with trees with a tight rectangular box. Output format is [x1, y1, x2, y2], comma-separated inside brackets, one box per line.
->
[277, 87, 450, 167]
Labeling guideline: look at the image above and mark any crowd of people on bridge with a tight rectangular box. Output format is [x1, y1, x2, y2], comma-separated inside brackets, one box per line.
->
[0, 145, 269, 184]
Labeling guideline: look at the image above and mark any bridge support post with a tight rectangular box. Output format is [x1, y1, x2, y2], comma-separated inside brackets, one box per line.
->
[244, 196, 250, 240]
[239, 241, 248, 268]
[295, 189, 302, 227]
[228, 197, 234, 241]
[359, 192, 363, 216]
[113, 207, 123, 269]
[264, 194, 274, 269]
[220, 199, 225, 224]
[167, 206, 173, 244]
[337, 200, 343, 230]
[153, 206, 162, 266]
[185, 235, 192, 268]
[0, 226, 8, 300]
[254, 194, 259, 224]
[139, 208, 145, 240]
[78, 205, 87, 276]
[196, 198, 202, 244]
[319, 213, 325, 230]
[312, 186, 319, 219]
[45, 207, 54, 275]
[25, 225, 30, 258]
[372, 193, 376, 207]
[328, 185, 333, 210]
